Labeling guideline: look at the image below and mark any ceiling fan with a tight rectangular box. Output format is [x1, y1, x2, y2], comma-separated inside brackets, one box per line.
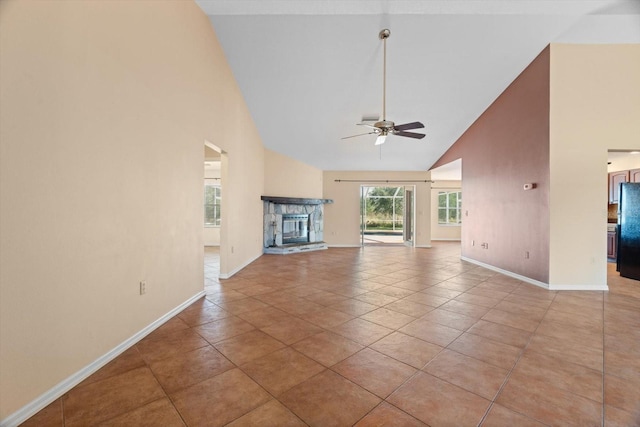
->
[342, 29, 425, 146]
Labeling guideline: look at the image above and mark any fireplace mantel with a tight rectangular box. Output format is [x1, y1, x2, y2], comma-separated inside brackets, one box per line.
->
[261, 196, 333, 205]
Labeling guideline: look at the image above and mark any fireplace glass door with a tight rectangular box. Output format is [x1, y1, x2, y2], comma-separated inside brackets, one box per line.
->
[282, 214, 310, 244]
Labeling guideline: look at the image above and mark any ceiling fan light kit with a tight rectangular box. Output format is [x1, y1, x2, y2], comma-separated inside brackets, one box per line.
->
[375, 132, 388, 146]
[342, 29, 425, 145]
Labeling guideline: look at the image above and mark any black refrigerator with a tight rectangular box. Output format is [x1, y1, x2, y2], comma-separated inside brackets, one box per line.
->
[617, 183, 640, 280]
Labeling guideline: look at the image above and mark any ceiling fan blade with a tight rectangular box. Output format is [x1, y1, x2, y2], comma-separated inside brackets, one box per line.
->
[341, 132, 377, 140]
[395, 131, 425, 139]
[394, 121, 425, 131]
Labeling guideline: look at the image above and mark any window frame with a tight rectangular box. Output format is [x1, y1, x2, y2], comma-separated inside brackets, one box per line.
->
[437, 191, 462, 225]
[204, 182, 221, 228]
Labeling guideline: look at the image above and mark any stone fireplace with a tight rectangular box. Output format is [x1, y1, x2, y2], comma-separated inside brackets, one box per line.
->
[262, 196, 333, 254]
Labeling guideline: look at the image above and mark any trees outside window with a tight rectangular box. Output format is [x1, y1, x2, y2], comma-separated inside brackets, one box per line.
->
[361, 186, 403, 231]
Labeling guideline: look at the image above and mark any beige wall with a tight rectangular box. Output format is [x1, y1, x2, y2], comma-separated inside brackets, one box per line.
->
[0, 0, 264, 419]
[549, 44, 640, 288]
[323, 171, 432, 247]
[431, 181, 462, 241]
[264, 149, 323, 198]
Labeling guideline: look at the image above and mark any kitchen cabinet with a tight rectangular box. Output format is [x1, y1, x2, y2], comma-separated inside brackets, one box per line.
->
[609, 171, 629, 204]
[631, 168, 640, 183]
[607, 230, 617, 260]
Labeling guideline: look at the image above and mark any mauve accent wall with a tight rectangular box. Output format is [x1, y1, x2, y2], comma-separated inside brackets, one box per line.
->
[431, 47, 550, 283]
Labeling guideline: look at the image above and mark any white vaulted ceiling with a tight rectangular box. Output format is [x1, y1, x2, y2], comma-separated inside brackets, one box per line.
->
[195, 0, 640, 172]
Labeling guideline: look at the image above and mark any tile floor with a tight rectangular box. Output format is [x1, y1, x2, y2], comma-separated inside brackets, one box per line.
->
[22, 243, 640, 426]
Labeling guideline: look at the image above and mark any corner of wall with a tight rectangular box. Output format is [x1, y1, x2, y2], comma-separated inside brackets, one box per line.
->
[548, 44, 640, 287]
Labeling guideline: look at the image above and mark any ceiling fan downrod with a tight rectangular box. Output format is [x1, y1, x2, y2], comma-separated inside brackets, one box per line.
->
[379, 29, 390, 122]
[340, 28, 425, 144]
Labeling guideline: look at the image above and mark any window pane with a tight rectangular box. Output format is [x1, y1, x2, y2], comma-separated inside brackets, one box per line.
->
[204, 186, 214, 204]
[204, 184, 221, 227]
[438, 193, 447, 208]
[205, 206, 216, 224]
[438, 208, 447, 223]
[448, 209, 458, 223]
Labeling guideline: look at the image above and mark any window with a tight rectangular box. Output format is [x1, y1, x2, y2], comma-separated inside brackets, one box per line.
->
[438, 191, 462, 225]
[360, 186, 404, 231]
[204, 184, 221, 227]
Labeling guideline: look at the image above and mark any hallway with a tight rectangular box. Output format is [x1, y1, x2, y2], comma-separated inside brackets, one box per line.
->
[22, 243, 640, 426]
[204, 246, 220, 287]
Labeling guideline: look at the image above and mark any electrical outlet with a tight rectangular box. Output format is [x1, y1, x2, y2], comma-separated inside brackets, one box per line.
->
[139, 281, 146, 295]
[231, 246, 234, 254]
[471, 240, 475, 246]
[525, 251, 530, 259]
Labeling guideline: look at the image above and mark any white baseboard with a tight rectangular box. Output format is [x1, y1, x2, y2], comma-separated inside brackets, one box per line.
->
[431, 238, 462, 241]
[460, 257, 609, 291]
[461, 256, 550, 290]
[327, 244, 435, 248]
[1, 291, 205, 427]
[218, 253, 262, 279]
[548, 283, 609, 291]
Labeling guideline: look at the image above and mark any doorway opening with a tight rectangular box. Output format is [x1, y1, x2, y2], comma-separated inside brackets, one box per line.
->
[204, 140, 222, 286]
[360, 186, 415, 246]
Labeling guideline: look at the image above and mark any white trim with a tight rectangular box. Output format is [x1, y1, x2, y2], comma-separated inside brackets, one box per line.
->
[430, 238, 461, 241]
[461, 256, 549, 289]
[548, 283, 609, 291]
[327, 244, 362, 248]
[415, 245, 433, 248]
[460, 257, 609, 291]
[218, 253, 262, 279]
[1, 291, 205, 427]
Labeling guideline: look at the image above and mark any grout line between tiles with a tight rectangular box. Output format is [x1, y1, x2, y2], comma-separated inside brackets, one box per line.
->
[474, 280, 559, 427]
[42, 245, 629, 427]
